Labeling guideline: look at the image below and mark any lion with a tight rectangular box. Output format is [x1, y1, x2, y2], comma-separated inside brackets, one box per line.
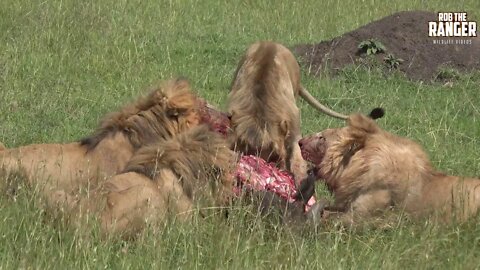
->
[228, 41, 371, 185]
[98, 124, 325, 238]
[0, 78, 200, 210]
[99, 125, 237, 238]
[299, 113, 480, 225]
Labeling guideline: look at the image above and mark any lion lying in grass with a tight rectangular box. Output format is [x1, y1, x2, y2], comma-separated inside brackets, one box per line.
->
[0, 78, 200, 210]
[98, 124, 319, 238]
[99, 125, 236, 237]
[299, 113, 480, 225]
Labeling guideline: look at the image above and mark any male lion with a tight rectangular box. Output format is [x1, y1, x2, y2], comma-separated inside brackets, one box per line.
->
[99, 125, 236, 237]
[0, 78, 200, 209]
[228, 41, 363, 185]
[98, 124, 322, 238]
[299, 114, 480, 225]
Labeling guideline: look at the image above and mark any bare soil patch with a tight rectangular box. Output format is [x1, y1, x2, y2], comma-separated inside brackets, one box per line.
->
[294, 11, 480, 82]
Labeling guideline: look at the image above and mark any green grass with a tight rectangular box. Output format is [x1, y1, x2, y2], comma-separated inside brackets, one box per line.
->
[1, 0, 480, 268]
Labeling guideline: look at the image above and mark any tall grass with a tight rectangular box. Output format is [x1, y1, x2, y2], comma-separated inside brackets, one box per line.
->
[0, 0, 479, 268]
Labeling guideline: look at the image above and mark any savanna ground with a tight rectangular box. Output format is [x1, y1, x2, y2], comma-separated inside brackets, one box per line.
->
[1, 0, 480, 268]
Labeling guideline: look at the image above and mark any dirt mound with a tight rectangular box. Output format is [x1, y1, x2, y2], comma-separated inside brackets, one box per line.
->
[294, 11, 480, 82]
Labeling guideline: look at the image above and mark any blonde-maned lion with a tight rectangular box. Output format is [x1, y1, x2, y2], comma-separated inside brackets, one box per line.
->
[0, 78, 200, 210]
[228, 41, 351, 185]
[99, 125, 236, 238]
[299, 114, 480, 225]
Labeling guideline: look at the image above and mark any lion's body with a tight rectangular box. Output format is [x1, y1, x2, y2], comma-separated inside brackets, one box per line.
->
[228, 41, 308, 183]
[300, 114, 480, 225]
[100, 125, 237, 237]
[0, 78, 200, 210]
[0, 135, 133, 193]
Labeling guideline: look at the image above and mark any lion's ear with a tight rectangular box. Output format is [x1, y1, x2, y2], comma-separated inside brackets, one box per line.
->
[280, 120, 289, 137]
[228, 110, 237, 123]
[347, 114, 379, 133]
[347, 113, 379, 134]
[337, 113, 379, 163]
[346, 113, 379, 143]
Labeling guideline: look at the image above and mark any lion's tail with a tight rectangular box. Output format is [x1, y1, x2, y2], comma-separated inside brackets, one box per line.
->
[0, 142, 5, 151]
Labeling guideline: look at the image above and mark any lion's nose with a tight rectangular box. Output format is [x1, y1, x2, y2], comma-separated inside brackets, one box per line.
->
[298, 140, 304, 148]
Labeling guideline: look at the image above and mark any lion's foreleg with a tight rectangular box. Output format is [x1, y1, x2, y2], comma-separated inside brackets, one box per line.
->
[323, 189, 392, 226]
[286, 134, 308, 186]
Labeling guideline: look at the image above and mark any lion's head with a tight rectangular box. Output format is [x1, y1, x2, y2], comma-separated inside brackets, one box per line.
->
[125, 124, 238, 206]
[299, 114, 381, 187]
[80, 78, 200, 151]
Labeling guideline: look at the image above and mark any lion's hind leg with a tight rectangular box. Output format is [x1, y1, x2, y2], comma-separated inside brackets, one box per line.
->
[100, 172, 167, 238]
[100, 169, 194, 239]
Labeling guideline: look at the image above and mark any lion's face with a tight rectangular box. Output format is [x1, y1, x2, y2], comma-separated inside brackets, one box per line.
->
[299, 126, 355, 184]
[299, 128, 343, 166]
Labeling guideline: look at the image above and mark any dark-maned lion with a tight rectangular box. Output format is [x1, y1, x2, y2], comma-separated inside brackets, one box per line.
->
[0, 78, 200, 209]
[299, 114, 480, 225]
[227, 41, 352, 185]
[100, 125, 236, 237]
